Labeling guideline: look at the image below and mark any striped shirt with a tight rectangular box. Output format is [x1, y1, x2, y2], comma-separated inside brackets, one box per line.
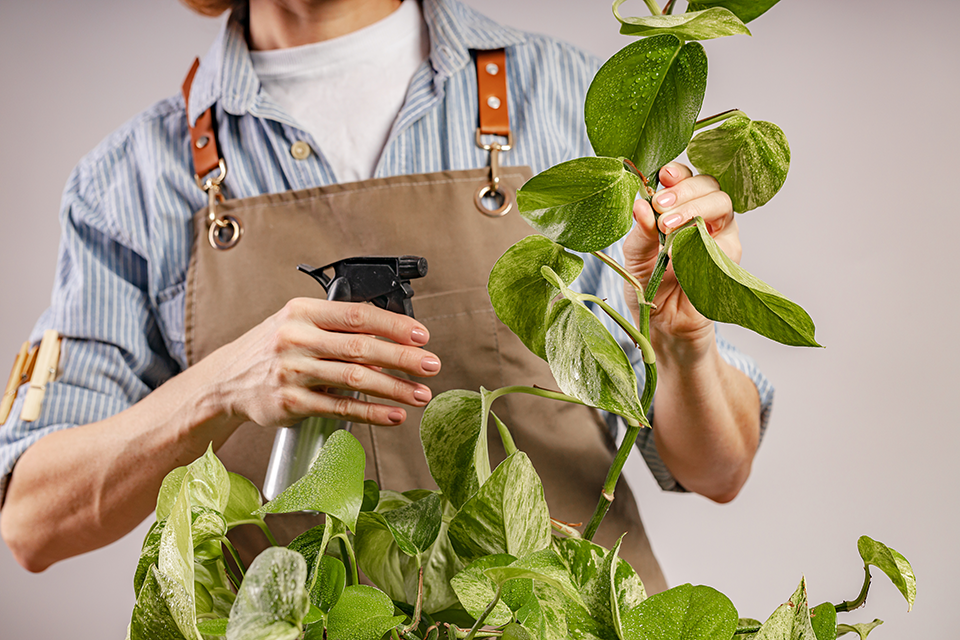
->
[0, 0, 773, 501]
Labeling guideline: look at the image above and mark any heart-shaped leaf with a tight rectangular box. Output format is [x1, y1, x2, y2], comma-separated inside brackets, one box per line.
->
[585, 35, 707, 179]
[314, 556, 347, 615]
[545, 297, 646, 425]
[484, 549, 585, 607]
[354, 513, 407, 602]
[226, 547, 310, 640]
[197, 618, 229, 636]
[420, 390, 491, 510]
[224, 472, 263, 527]
[369, 492, 444, 559]
[400, 497, 466, 614]
[129, 567, 191, 640]
[857, 536, 916, 611]
[360, 479, 380, 512]
[671, 217, 820, 347]
[447, 452, 551, 564]
[325, 585, 405, 640]
[687, 115, 790, 212]
[157, 479, 200, 640]
[489, 235, 584, 359]
[516, 157, 642, 253]
[516, 584, 568, 640]
[451, 554, 519, 626]
[687, 0, 782, 24]
[619, 583, 738, 640]
[614, 2, 750, 40]
[810, 602, 837, 640]
[837, 620, 883, 639]
[753, 578, 817, 640]
[256, 430, 365, 531]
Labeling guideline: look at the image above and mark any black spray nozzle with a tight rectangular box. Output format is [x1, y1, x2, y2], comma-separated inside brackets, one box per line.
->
[297, 256, 428, 318]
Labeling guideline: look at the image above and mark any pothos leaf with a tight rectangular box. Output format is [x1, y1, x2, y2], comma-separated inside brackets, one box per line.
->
[619, 583, 738, 640]
[810, 602, 838, 640]
[400, 496, 466, 614]
[687, 115, 790, 213]
[157, 478, 200, 640]
[545, 298, 647, 425]
[585, 35, 707, 179]
[687, 0, 782, 24]
[420, 390, 491, 510]
[223, 472, 263, 527]
[447, 452, 552, 564]
[325, 585, 405, 640]
[517, 583, 569, 640]
[837, 620, 884, 639]
[488, 235, 584, 360]
[380, 491, 444, 558]
[857, 536, 917, 611]
[614, 2, 750, 40]
[354, 513, 407, 602]
[752, 578, 817, 640]
[256, 430, 365, 531]
[314, 556, 347, 615]
[671, 217, 820, 347]
[484, 549, 586, 608]
[360, 479, 380, 512]
[129, 567, 191, 640]
[451, 554, 519, 626]
[226, 547, 310, 640]
[516, 157, 642, 253]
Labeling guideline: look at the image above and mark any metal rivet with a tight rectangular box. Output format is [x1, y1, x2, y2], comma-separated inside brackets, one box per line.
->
[290, 140, 312, 160]
[195, 136, 209, 149]
[486, 96, 501, 110]
[485, 62, 499, 76]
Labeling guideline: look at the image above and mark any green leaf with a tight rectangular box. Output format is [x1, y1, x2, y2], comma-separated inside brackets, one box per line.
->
[753, 578, 817, 640]
[619, 583, 737, 640]
[504, 622, 536, 640]
[402, 497, 467, 614]
[857, 536, 917, 611]
[552, 536, 646, 638]
[224, 472, 264, 527]
[314, 556, 346, 614]
[303, 604, 325, 625]
[158, 478, 201, 640]
[361, 480, 380, 512]
[447, 452, 551, 564]
[326, 585, 406, 640]
[197, 618, 229, 636]
[130, 567, 191, 640]
[687, 115, 790, 213]
[517, 583, 569, 640]
[545, 298, 646, 425]
[585, 35, 707, 179]
[287, 525, 329, 588]
[451, 554, 519, 626]
[810, 602, 837, 640]
[135, 520, 164, 596]
[736, 618, 762, 640]
[485, 549, 585, 607]
[837, 620, 883, 639]
[186, 444, 231, 514]
[488, 235, 584, 359]
[687, 0, 782, 24]
[420, 390, 491, 510]
[380, 491, 444, 558]
[615, 3, 750, 40]
[355, 513, 407, 602]
[516, 157, 642, 253]
[226, 547, 310, 640]
[257, 430, 365, 531]
[157, 467, 188, 521]
[671, 217, 820, 347]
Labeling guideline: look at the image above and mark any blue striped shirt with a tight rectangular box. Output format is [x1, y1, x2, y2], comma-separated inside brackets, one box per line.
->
[0, 0, 773, 502]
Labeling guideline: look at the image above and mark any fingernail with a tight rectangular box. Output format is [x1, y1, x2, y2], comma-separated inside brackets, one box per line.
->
[388, 410, 405, 424]
[411, 327, 428, 345]
[661, 213, 683, 229]
[413, 387, 432, 403]
[656, 191, 676, 208]
[662, 164, 677, 179]
[421, 357, 441, 373]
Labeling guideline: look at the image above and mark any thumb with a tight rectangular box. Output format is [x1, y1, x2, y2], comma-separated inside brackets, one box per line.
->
[622, 197, 661, 276]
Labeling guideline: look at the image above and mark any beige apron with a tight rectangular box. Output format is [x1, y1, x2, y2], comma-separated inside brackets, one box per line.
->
[179, 55, 667, 593]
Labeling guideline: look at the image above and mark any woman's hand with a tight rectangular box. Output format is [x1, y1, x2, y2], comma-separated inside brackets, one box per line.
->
[209, 297, 440, 429]
[622, 162, 740, 359]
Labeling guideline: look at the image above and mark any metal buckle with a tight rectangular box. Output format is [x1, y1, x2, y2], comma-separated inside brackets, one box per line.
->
[474, 129, 514, 217]
[194, 159, 241, 250]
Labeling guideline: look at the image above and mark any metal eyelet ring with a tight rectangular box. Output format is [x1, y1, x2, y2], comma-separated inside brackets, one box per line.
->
[207, 214, 243, 250]
[474, 184, 513, 218]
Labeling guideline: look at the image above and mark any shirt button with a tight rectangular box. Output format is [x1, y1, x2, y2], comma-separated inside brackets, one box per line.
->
[290, 140, 312, 160]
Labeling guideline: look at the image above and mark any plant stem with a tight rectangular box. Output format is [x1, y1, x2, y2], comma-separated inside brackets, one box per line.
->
[486, 385, 588, 408]
[642, 0, 662, 15]
[339, 537, 360, 587]
[734, 624, 761, 635]
[491, 411, 518, 456]
[834, 565, 872, 612]
[392, 628, 403, 640]
[551, 517, 583, 538]
[464, 586, 502, 640]
[402, 565, 426, 634]
[577, 292, 656, 367]
[220, 536, 247, 578]
[228, 518, 281, 547]
[592, 250, 646, 298]
[662, 0, 676, 14]
[583, 424, 642, 540]
[694, 109, 747, 132]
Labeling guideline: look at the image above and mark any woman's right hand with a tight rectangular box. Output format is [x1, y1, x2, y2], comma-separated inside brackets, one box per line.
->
[209, 297, 440, 428]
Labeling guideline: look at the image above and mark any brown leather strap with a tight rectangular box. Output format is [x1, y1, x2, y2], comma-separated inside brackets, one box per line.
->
[476, 49, 510, 136]
[182, 58, 222, 179]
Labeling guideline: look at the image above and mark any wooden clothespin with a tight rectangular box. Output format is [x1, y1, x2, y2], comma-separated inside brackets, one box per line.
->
[0, 341, 32, 424]
[20, 330, 61, 422]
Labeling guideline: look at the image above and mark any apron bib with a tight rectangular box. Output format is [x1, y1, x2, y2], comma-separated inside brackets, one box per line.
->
[179, 54, 667, 593]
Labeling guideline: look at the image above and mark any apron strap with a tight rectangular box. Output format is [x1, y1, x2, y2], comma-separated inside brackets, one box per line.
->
[475, 49, 510, 136]
[182, 58, 224, 183]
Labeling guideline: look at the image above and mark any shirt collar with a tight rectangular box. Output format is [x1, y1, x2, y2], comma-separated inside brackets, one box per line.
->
[185, 0, 527, 126]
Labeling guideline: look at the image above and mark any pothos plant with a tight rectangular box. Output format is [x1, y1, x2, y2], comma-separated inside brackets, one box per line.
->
[127, 2, 916, 640]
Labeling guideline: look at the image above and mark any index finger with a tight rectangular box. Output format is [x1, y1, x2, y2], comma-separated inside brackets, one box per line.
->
[291, 298, 431, 346]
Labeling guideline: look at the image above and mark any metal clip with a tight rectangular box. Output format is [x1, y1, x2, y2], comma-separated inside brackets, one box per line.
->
[474, 129, 515, 217]
[195, 159, 242, 250]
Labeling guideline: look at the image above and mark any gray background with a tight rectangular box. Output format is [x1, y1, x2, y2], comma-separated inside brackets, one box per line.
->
[1, 0, 957, 637]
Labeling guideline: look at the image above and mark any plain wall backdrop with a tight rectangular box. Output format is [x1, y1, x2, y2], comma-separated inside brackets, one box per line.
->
[1, 0, 957, 637]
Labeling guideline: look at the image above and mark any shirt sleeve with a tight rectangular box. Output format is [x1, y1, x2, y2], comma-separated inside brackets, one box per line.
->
[576, 236, 775, 492]
[0, 152, 179, 505]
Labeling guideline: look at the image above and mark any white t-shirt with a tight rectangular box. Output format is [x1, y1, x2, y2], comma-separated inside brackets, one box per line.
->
[250, 0, 429, 183]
